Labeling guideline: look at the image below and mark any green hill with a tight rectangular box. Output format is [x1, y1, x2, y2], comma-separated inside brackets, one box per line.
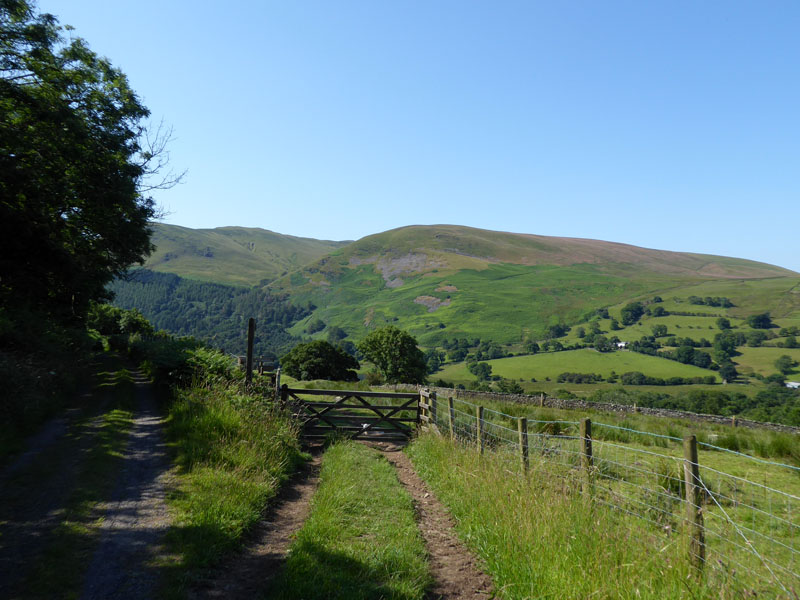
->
[268, 225, 799, 346]
[143, 223, 350, 285]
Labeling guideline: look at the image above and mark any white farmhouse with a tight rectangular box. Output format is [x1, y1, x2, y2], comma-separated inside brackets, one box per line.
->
[787, 381, 800, 390]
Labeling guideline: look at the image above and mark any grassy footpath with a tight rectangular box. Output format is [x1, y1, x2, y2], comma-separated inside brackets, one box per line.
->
[159, 381, 303, 597]
[407, 433, 751, 600]
[269, 441, 430, 600]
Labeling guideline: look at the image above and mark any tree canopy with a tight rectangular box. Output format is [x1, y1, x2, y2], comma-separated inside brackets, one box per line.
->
[357, 326, 427, 384]
[620, 302, 644, 326]
[1, 0, 177, 324]
[280, 340, 359, 381]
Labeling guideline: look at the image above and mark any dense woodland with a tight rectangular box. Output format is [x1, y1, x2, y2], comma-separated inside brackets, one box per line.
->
[109, 269, 310, 358]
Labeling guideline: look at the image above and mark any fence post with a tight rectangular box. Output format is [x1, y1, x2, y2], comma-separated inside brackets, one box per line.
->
[448, 397, 455, 439]
[580, 418, 593, 496]
[245, 317, 255, 385]
[476, 405, 484, 455]
[279, 383, 289, 408]
[683, 435, 705, 570]
[274, 368, 281, 404]
[518, 417, 529, 473]
[731, 415, 738, 428]
[539, 393, 544, 407]
[431, 391, 438, 429]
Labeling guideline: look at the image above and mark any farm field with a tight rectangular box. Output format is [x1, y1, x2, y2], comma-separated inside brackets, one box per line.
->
[436, 348, 721, 385]
[734, 346, 800, 377]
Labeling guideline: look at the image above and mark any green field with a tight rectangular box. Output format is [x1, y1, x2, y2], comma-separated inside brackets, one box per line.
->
[437, 348, 720, 384]
[734, 346, 800, 377]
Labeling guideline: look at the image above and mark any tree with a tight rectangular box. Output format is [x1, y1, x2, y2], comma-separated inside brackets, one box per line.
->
[719, 362, 738, 383]
[620, 302, 644, 326]
[496, 378, 523, 394]
[1, 1, 180, 323]
[306, 318, 325, 334]
[775, 355, 797, 376]
[424, 348, 445, 374]
[467, 361, 492, 380]
[545, 323, 569, 339]
[651, 324, 668, 338]
[746, 330, 767, 348]
[357, 326, 427, 384]
[716, 317, 731, 330]
[280, 340, 359, 381]
[594, 335, 613, 352]
[784, 335, 798, 349]
[326, 326, 348, 342]
[747, 313, 773, 329]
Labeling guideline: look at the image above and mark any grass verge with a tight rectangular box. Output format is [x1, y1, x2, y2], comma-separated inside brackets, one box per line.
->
[407, 433, 754, 600]
[269, 441, 430, 600]
[159, 381, 302, 597]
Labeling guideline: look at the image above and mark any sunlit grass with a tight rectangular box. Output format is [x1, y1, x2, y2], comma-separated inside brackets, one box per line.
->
[160, 381, 302, 597]
[269, 441, 430, 600]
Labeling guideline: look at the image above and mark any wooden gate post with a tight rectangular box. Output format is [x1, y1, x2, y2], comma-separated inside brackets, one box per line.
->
[431, 391, 438, 429]
[580, 418, 593, 496]
[518, 417, 529, 473]
[245, 318, 255, 385]
[476, 406, 484, 455]
[683, 435, 705, 570]
[448, 397, 455, 439]
[279, 383, 288, 408]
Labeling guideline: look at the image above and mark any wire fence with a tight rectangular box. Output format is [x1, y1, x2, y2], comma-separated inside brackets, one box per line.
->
[424, 393, 800, 597]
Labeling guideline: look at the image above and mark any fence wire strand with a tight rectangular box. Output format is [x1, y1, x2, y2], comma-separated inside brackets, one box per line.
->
[422, 392, 800, 596]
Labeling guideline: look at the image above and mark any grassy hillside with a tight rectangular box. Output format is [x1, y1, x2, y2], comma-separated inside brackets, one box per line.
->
[144, 223, 349, 285]
[268, 224, 799, 346]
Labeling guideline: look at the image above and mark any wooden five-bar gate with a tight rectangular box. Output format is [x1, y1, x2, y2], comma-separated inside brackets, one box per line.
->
[280, 385, 423, 441]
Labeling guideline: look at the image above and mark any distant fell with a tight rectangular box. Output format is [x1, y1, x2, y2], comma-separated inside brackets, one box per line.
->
[144, 223, 350, 285]
[329, 225, 795, 279]
[268, 224, 798, 346]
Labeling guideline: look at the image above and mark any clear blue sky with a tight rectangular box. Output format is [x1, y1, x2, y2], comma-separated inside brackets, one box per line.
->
[41, 1, 800, 271]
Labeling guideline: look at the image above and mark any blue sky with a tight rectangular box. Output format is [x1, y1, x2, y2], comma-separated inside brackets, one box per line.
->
[41, 1, 800, 271]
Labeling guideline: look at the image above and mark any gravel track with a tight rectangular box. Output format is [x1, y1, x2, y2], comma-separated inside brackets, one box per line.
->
[80, 370, 174, 600]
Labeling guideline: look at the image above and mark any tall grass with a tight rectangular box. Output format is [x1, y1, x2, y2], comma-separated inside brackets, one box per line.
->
[270, 441, 430, 600]
[407, 434, 753, 600]
[443, 392, 800, 464]
[161, 381, 302, 596]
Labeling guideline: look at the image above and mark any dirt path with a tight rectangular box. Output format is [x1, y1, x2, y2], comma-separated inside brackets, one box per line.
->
[80, 370, 174, 600]
[189, 450, 323, 600]
[372, 442, 494, 600]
